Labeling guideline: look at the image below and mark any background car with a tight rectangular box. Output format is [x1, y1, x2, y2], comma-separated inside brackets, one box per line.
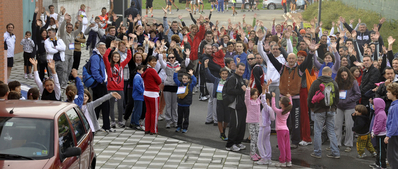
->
[0, 101, 96, 169]
[263, 0, 283, 10]
[228, 0, 258, 9]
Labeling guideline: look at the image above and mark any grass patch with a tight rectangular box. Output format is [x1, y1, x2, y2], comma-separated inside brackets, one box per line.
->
[144, 0, 269, 10]
[302, 0, 398, 50]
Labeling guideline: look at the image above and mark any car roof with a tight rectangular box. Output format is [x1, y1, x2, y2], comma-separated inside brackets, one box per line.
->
[0, 100, 75, 119]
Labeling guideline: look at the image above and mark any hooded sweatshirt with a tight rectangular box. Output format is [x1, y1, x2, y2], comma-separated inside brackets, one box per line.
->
[308, 76, 340, 113]
[259, 95, 275, 127]
[337, 80, 361, 110]
[371, 98, 387, 136]
[386, 99, 398, 138]
[352, 113, 370, 135]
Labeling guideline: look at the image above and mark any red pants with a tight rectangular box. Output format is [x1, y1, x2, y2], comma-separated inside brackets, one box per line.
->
[300, 87, 312, 142]
[277, 130, 291, 163]
[144, 96, 159, 133]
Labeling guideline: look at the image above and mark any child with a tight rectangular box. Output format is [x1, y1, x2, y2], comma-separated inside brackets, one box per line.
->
[30, 58, 61, 101]
[20, 31, 35, 79]
[257, 81, 275, 165]
[352, 104, 377, 158]
[272, 93, 293, 167]
[370, 98, 387, 169]
[65, 69, 84, 108]
[173, 67, 197, 133]
[82, 89, 121, 135]
[131, 65, 145, 130]
[212, 44, 225, 67]
[27, 87, 40, 100]
[244, 82, 262, 161]
[8, 81, 23, 99]
[385, 83, 398, 169]
[103, 41, 132, 128]
[204, 59, 229, 141]
[8, 91, 20, 100]
[142, 55, 162, 135]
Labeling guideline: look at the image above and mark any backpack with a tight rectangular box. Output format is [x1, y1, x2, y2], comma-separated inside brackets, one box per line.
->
[82, 55, 102, 88]
[222, 76, 238, 105]
[322, 81, 336, 106]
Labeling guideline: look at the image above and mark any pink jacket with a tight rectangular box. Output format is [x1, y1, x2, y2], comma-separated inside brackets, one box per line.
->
[272, 96, 292, 131]
[245, 88, 261, 123]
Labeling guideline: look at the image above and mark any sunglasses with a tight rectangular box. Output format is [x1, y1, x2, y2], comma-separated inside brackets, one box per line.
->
[248, 58, 255, 60]
[168, 57, 175, 59]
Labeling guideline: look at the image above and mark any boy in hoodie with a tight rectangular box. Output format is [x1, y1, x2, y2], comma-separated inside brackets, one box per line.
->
[385, 83, 398, 169]
[370, 98, 387, 169]
[130, 65, 145, 131]
[173, 67, 197, 133]
[352, 104, 377, 158]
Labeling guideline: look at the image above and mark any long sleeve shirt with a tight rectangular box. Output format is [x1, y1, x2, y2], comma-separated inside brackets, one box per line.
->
[272, 96, 292, 131]
[20, 38, 35, 53]
[103, 48, 132, 91]
[34, 71, 61, 100]
[387, 100, 398, 137]
[245, 88, 261, 123]
[260, 95, 275, 127]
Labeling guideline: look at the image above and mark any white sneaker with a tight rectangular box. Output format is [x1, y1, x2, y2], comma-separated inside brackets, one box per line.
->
[158, 115, 164, 121]
[299, 140, 312, 146]
[24, 74, 28, 79]
[226, 144, 240, 151]
[29, 74, 34, 79]
[286, 161, 292, 167]
[256, 159, 270, 165]
[237, 144, 246, 150]
[275, 162, 286, 167]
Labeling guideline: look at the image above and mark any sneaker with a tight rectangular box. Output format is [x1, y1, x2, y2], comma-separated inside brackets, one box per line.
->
[175, 127, 181, 132]
[169, 12, 172, 14]
[358, 153, 367, 158]
[255, 154, 261, 159]
[290, 143, 298, 149]
[275, 162, 286, 167]
[243, 138, 251, 143]
[110, 122, 116, 128]
[369, 163, 380, 169]
[151, 14, 153, 17]
[231, 13, 235, 16]
[166, 123, 171, 129]
[326, 147, 331, 151]
[311, 152, 321, 159]
[205, 121, 214, 124]
[251, 154, 259, 161]
[286, 161, 292, 167]
[29, 74, 34, 79]
[213, 123, 218, 126]
[299, 140, 312, 146]
[237, 144, 246, 150]
[24, 74, 28, 79]
[144, 15, 148, 17]
[140, 125, 145, 131]
[372, 152, 377, 157]
[158, 115, 164, 121]
[177, 8, 179, 12]
[118, 122, 125, 128]
[105, 129, 115, 133]
[256, 159, 270, 165]
[344, 147, 352, 152]
[327, 154, 340, 159]
[226, 144, 240, 151]
[182, 129, 187, 133]
[220, 134, 228, 141]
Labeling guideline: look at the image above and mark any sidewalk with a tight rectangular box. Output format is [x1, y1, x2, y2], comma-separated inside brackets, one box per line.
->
[93, 127, 310, 169]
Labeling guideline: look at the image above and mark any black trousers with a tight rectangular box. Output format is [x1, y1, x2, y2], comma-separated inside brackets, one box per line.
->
[199, 64, 208, 97]
[72, 51, 81, 70]
[226, 107, 247, 147]
[92, 83, 110, 130]
[38, 61, 48, 81]
[287, 98, 301, 145]
[375, 135, 387, 168]
[124, 86, 135, 121]
[177, 106, 190, 129]
[387, 136, 398, 169]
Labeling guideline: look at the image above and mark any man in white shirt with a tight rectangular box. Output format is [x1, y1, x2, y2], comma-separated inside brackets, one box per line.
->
[45, 28, 66, 88]
[48, 5, 58, 21]
[4, 23, 16, 80]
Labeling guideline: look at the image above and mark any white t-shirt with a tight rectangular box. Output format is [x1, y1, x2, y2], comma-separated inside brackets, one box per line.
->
[4, 32, 16, 58]
[50, 13, 58, 21]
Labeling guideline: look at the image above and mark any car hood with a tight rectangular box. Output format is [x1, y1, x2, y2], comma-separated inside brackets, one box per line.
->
[0, 159, 49, 169]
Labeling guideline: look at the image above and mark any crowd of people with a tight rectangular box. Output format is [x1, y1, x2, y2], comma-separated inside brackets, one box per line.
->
[1, 0, 398, 168]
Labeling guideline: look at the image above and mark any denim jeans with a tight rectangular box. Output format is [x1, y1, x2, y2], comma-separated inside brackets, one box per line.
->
[312, 111, 340, 156]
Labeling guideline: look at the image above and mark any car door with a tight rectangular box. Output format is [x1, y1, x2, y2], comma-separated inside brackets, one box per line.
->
[65, 108, 90, 169]
[73, 107, 93, 169]
[58, 113, 79, 169]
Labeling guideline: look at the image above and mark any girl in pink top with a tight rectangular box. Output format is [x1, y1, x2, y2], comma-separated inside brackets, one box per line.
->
[245, 87, 262, 161]
[272, 93, 293, 167]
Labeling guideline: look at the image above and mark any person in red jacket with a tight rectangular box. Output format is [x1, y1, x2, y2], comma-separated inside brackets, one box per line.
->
[186, 20, 205, 72]
[103, 41, 132, 128]
[142, 55, 162, 134]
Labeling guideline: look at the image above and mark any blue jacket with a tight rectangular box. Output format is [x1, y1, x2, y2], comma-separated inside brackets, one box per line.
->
[163, 17, 184, 43]
[73, 77, 84, 108]
[173, 73, 197, 106]
[387, 99, 398, 137]
[205, 68, 228, 99]
[132, 72, 144, 101]
[90, 50, 106, 88]
[319, 62, 336, 79]
[233, 52, 250, 80]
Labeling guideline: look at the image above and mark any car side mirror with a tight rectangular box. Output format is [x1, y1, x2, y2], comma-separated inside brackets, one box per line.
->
[61, 147, 81, 160]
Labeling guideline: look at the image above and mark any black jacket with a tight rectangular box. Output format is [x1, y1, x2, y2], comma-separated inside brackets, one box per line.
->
[202, 54, 221, 82]
[360, 65, 381, 98]
[225, 73, 246, 110]
[308, 75, 340, 113]
[352, 114, 370, 135]
[375, 81, 397, 114]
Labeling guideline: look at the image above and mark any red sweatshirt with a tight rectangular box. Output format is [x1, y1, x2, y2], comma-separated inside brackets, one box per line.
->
[187, 24, 205, 61]
[142, 67, 161, 92]
[103, 48, 132, 91]
[212, 49, 225, 67]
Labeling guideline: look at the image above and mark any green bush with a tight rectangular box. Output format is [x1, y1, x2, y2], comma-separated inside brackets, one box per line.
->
[302, 0, 398, 51]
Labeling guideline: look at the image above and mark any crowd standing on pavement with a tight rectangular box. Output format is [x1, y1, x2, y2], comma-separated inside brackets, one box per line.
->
[2, 0, 398, 168]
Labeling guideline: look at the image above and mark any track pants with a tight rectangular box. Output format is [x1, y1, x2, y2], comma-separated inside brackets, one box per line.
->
[144, 96, 159, 133]
[258, 126, 272, 160]
[387, 136, 398, 169]
[300, 88, 312, 142]
[287, 98, 300, 145]
[248, 123, 259, 155]
[226, 108, 247, 148]
[277, 130, 291, 163]
[177, 106, 190, 129]
[356, 134, 376, 155]
[375, 135, 387, 168]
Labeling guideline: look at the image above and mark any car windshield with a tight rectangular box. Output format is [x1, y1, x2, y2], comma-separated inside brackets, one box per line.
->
[0, 117, 53, 160]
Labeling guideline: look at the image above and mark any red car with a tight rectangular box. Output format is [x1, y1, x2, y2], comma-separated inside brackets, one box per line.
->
[0, 100, 96, 169]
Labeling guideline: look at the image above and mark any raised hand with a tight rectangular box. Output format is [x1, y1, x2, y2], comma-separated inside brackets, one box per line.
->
[358, 18, 361, 23]
[263, 42, 270, 51]
[188, 69, 194, 76]
[175, 67, 181, 72]
[128, 14, 133, 22]
[162, 7, 167, 13]
[350, 19, 354, 24]
[388, 36, 396, 45]
[48, 59, 55, 73]
[71, 69, 78, 78]
[236, 57, 241, 63]
[111, 92, 122, 99]
[178, 15, 183, 20]
[29, 58, 37, 66]
[204, 59, 209, 68]
[330, 42, 337, 51]
[380, 17, 386, 24]
[184, 48, 191, 57]
[351, 30, 357, 39]
[35, 6, 39, 13]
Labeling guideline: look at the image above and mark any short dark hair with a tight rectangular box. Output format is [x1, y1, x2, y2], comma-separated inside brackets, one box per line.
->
[346, 39, 353, 43]
[6, 23, 14, 29]
[0, 83, 9, 97]
[363, 55, 372, 60]
[48, 28, 57, 33]
[227, 42, 234, 46]
[48, 5, 54, 9]
[8, 91, 20, 100]
[148, 55, 157, 62]
[8, 81, 21, 91]
[220, 68, 228, 74]
[172, 21, 178, 24]
[355, 104, 368, 115]
[107, 26, 116, 31]
[237, 62, 245, 68]
[137, 65, 145, 71]
[25, 31, 32, 35]
[102, 7, 107, 10]
[225, 58, 234, 66]
[205, 31, 213, 36]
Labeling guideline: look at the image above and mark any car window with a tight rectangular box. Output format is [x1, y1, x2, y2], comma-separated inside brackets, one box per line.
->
[0, 117, 53, 159]
[65, 109, 86, 143]
[58, 114, 75, 154]
[74, 107, 90, 133]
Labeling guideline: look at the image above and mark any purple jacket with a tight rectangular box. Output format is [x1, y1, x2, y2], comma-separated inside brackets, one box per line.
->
[259, 94, 275, 127]
[372, 98, 387, 136]
[337, 80, 361, 110]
